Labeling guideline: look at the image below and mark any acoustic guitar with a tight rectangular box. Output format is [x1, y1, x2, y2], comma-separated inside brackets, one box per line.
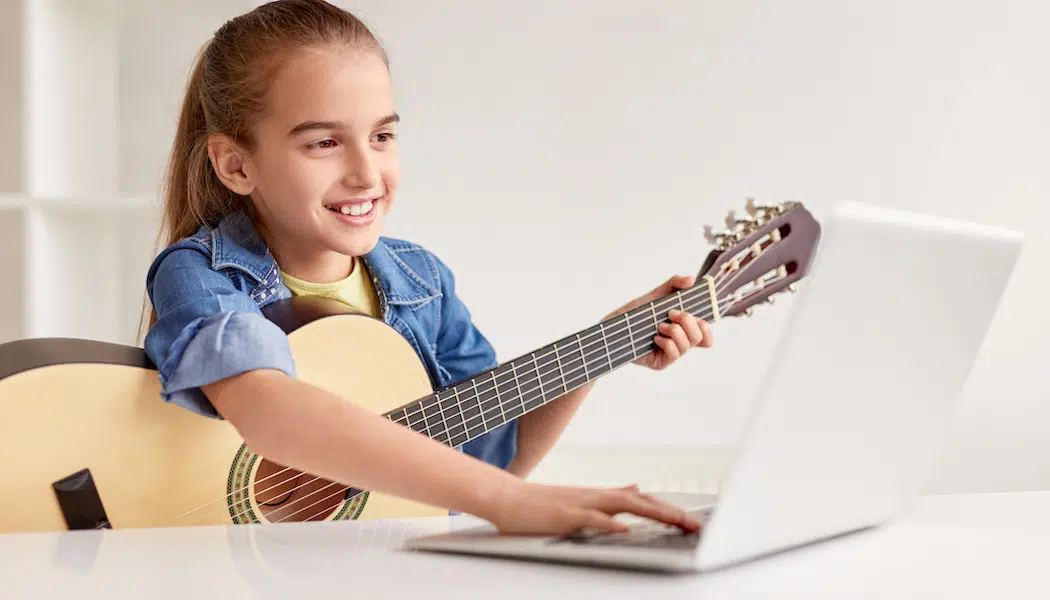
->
[0, 199, 820, 534]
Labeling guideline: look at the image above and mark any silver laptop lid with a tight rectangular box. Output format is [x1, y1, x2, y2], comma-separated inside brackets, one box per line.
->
[695, 202, 1022, 571]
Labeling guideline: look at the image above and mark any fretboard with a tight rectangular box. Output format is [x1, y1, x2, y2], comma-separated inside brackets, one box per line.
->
[384, 280, 716, 447]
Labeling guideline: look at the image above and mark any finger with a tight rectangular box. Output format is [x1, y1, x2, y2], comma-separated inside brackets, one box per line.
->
[651, 274, 696, 298]
[670, 310, 705, 346]
[697, 318, 714, 348]
[594, 491, 699, 532]
[579, 509, 630, 534]
[615, 494, 701, 532]
[669, 274, 696, 290]
[653, 334, 680, 365]
[659, 320, 692, 354]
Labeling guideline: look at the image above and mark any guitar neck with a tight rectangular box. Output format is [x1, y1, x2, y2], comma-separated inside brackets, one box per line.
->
[383, 280, 715, 448]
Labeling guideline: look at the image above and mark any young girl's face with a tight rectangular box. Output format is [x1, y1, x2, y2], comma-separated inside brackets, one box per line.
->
[242, 46, 399, 277]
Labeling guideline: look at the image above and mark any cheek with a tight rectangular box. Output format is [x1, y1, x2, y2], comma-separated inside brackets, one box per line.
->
[260, 153, 328, 208]
[383, 160, 400, 197]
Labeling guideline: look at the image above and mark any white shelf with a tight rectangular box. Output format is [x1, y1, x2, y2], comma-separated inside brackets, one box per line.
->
[0, 196, 161, 347]
[0, 1, 162, 349]
[0, 194, 156, 211]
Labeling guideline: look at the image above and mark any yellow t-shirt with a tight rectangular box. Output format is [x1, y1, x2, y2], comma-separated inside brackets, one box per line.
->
[280, 258, 381, 318]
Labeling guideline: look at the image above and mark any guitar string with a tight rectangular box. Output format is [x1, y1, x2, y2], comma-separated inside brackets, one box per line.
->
[217, 286, 742, 526]
[236, 293, 735, 528]
[177, 260, 769, 525]
[266, 286, 751, 527]
[168, 264, 734, 523]
[179, 263, 752, 526]
[196, 282, 734, 527]
[177, 264, 753, 526]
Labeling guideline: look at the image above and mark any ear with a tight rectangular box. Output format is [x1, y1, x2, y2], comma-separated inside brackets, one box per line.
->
[207, 134, 256, 196]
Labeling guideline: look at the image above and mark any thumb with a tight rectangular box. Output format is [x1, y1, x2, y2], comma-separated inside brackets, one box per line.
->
[653, 274, 696, 296]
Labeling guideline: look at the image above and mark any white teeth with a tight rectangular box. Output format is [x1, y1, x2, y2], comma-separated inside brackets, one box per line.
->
[333, 200, 374, 217]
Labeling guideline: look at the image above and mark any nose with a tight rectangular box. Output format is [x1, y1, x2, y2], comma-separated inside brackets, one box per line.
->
[342, 141, 380, 190]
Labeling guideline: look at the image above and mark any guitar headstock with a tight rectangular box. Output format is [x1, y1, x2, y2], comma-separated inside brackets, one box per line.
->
[699, 198, 821, 318]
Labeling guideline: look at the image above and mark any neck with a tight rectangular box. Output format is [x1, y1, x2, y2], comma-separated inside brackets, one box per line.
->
[278, 253, 355, 283]
[254, 214, 355, 283]
[382, 280, 717, 448]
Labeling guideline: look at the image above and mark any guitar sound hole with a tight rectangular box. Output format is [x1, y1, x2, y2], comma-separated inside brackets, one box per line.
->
[253, 459, 343, 523]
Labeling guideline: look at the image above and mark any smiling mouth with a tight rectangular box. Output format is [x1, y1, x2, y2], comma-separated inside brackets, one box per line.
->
[325, 199, 375, 216]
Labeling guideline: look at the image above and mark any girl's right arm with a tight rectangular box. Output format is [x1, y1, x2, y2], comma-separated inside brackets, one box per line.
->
[146, 247, 699, 534]
[203, 370, 700, 534]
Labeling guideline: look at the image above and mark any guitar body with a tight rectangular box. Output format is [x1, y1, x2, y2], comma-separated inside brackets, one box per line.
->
[0, 304, 446, 534]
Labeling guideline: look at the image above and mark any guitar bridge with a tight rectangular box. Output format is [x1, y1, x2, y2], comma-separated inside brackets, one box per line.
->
[52, 468, 112, 530]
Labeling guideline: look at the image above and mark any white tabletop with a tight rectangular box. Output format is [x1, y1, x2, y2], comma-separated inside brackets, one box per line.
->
[1, 491, 1047, 599]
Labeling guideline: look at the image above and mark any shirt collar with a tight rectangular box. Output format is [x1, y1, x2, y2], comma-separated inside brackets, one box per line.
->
[211, 211, 439, 306]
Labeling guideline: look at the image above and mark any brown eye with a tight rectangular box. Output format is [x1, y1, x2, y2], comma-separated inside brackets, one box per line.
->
[372, 132, 396, 144]
[309, 139, 338, 150]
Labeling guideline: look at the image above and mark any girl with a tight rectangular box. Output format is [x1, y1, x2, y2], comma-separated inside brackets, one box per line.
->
[145, 0, 713, 535]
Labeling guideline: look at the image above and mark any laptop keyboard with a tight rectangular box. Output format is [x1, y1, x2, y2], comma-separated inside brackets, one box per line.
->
[553, 507, 712, 549]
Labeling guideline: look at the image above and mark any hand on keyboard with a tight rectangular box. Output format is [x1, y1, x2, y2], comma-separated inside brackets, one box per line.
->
[557, 507, 712, 549]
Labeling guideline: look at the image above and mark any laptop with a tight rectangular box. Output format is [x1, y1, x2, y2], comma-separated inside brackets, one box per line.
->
[404, 201, 1024, 573]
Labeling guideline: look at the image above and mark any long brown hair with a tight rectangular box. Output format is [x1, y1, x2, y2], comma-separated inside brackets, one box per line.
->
[142, 0, 388, 335]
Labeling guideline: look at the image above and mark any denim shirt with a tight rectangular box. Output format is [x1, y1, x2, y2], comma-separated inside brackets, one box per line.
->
[144, 211, 517, 470]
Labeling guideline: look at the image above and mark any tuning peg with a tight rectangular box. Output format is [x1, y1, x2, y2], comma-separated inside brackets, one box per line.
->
[703, 224, 734, 250]
[745, 197, 782, 222]
[787, 283, 797, 293]
[744, 197, 761, 216]
[743, 307, 754, 317]
[702, 224, 718, 244]
[766, 295, 775, 305]
[725, 209, 759, 233]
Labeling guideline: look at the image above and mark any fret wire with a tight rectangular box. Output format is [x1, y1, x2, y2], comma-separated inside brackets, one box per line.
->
[435, 391, 453, 445]
[492, 370, 507, 425]
[450, 387, 469, 443]
[554, 341, 569, 396]
[531, 352, 548, 408]
[419, 397, 436, 442]
[600, 315, 636, 353]
[473, 375, 506, 431]
[424, 395, 450, 445]
[460, 380, 487, 434]
[509, 361, 526, 418]
[469, 378, 488, 437]
[598, 322, 614, 372]
[576, 333, 589, 381]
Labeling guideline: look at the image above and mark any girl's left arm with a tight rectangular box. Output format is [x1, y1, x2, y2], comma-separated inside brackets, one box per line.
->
[508, 275, 715, 478]
[432, 252, 712, 478]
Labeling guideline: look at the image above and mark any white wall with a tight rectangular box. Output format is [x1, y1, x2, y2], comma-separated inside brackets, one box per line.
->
[107, 0, 1049, 492]
[0, 0, 25, 193]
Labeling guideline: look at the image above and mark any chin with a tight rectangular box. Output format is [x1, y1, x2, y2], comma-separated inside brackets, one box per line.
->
[328, 234, 381, 257]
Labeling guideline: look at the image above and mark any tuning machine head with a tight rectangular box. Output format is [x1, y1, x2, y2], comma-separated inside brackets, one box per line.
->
[725, 209, 760, 234]
[744, 197, 792, 223]
[703, 224, 734, 250]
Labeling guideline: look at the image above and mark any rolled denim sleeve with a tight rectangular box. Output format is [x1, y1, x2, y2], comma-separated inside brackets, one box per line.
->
[431, 254, 518, 470]
[144, 247, 296, 419]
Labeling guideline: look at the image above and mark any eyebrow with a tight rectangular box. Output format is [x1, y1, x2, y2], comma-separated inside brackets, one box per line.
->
[288, 113, 400, 136]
